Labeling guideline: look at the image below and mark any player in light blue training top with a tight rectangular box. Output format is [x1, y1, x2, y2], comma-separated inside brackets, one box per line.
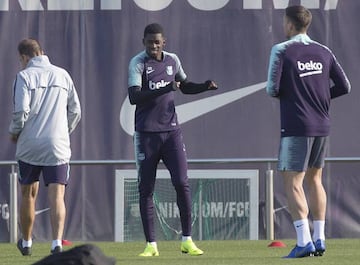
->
[128, 23, 217, 257]
[266, 5, 350, 258]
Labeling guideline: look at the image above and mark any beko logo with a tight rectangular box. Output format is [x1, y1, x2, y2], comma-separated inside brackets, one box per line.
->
[297, 60, 323, 77]
[1, 0, 339, 11]
[149, 80, 170, 90]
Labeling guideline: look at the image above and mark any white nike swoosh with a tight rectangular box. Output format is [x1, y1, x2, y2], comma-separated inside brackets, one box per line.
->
[35, 208, 50, 215]
[119, 81, 267, 135]
[146, 69, 155, 74]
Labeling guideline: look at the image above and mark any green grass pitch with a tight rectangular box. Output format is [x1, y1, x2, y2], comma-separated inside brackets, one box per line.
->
[1, 239, 359, 265]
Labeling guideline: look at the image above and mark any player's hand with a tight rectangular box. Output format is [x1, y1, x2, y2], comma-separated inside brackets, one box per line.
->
[205, 80, 218, 90]
[174, 81, 180, 90]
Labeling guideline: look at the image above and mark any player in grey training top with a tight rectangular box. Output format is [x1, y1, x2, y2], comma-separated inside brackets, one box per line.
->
[9, 39, 81, 255]
[128, 23, 217, 257]
[266, 5, 350, 259]
[9, 47, 81, 165]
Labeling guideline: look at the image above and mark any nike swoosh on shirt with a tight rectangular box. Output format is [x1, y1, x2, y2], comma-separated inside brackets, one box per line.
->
[119, 81, 267, 135]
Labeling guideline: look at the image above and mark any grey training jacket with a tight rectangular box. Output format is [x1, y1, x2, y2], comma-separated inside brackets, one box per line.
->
[9, 55, 81, 165]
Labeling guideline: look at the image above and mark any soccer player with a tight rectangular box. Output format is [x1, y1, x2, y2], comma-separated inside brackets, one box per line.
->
[266, 6, 350, 258]
[9, 39, 81, 255]
[128, 23, 217, 256]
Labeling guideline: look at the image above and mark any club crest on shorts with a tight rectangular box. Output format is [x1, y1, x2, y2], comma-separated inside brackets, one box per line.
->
[137, 153, 145, 160]
[166, 66, 173, 75]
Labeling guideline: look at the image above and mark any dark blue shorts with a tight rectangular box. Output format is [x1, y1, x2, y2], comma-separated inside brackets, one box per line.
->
[18, 160, 70, 186]
[278, 136, 328, 172]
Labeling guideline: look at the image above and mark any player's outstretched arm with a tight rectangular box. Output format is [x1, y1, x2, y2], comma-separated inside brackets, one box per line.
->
[128, 82, 178, 105]
[179, 80, 218, 94]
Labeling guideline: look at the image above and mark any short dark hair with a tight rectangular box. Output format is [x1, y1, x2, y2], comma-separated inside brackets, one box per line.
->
[285, 5, 312, 32]
[18, 38, 43, 57]
[143, 23, 164, 38]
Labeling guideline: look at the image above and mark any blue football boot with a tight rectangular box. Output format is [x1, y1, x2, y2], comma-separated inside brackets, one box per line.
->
[284, 241, 315, 258]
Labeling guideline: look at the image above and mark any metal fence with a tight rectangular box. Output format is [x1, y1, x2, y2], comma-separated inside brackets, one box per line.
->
[2, 157, 360, 243]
